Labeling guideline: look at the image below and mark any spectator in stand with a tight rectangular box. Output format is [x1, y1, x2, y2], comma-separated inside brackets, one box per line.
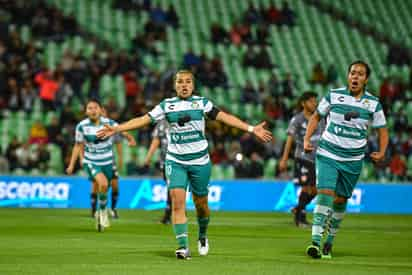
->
[309, 62, 326, 85]
[33, 143, 50, 172]
[256, 23, 269, 45]
[255, 47, 273, 69]
[124, 71, 142, 111]
[389, 150, 407, 181]
[241, 81, 260, 104]
[280, 1, 296, 26]
[243, 47, 257, 67]
[66, 57, 86, 104]
[326, 64, 338, 85]
[166, 4, 179, 28]
[47, 117, 64, 148]
[183, 49, 202, 68]
[6, 136, 21, 171]
[282, 72, 295, 98]
[29, 121, 49, 145]
[35, 70, 60, 111]
[15, 142, 34, 171]
[248, 152, 264, 178]
[21, 78, 37, 116]
[7, 77, 21, 112]
[211, 23, 229, 44]
[243, 2, 260, 24]
[210, 142, 229, 165]
[266, 2, 282, 25]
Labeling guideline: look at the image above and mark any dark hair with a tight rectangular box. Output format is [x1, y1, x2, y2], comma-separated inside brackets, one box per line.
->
[348, 60, 371, 78]
[297, 91, 317, 111]
[86, 98, 102, 108]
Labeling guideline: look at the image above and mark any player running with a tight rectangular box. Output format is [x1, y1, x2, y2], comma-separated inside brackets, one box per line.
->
[279, 91, 325, 227]
[97, 70, 272, 259]
[304, 61, 388, 259]
[143, 119, 171, 224]
[66, 99, 120, 232]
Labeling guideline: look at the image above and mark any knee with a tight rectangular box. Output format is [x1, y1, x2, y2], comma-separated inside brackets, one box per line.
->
[171, 197, 185, 213]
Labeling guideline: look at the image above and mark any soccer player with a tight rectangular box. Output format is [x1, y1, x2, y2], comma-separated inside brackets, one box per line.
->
[304, 61, 388, 259]
[79, 108, 136, 218]
[97, 70, 272, 259]
[143, 119, 171, 224]
[279, 91, 324, 227]
[66, 99, 119, 232]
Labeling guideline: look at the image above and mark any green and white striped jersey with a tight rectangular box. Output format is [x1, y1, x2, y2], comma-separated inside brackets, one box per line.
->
[75, 117, 118, 166]
[148, 95, 213, 165]
[317, 87, 386, 161]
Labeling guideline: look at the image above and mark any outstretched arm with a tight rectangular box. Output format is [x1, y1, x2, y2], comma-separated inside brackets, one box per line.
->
[303, 111, 321, 152]
[215, 111, 272, 142]
[97, 114, 152, 139]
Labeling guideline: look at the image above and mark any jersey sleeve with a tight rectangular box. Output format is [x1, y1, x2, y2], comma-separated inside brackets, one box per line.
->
[152, 123, 160, 138]
[286, 116, 298, 136]
[148, 101, 165, 123]
[317, 92, 331, 117]
[372, 101, 387, 128]
[202, 97, 214, 115]
[75, 124, 84, 143]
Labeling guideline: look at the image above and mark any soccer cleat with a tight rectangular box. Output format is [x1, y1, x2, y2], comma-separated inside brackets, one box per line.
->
[306, 242, 321, 259]
[322, 242, 333, 259]
[95, 210, 103, 232]
[101, 209, 110, 228]
[160, 215, 171, 225]
[111, 208, 119, 219]
[198, 238, 209, 256]
[175, 247, 191, 260]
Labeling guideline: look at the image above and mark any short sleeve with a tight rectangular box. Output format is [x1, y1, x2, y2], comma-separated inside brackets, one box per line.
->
[152, 123, 160, 138]
[317, 92, 331, 117]
[75, 124, 84, 143]
[286, 116, 298, 136]
[372, 102, 387, 128]
[148, 102, 165, 123]
[202, 97, 214, 114]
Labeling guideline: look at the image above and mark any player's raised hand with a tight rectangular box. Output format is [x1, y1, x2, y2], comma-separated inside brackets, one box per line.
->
[127, 137, 137, 147]
[370, 151, 385, 162]
[97, 124, 116, 139]
[253, 121, 272, 143]
[303, 138, 314, 152]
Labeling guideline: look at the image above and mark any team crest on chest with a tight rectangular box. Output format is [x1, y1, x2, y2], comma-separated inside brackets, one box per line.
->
[191, 102, 200, 109]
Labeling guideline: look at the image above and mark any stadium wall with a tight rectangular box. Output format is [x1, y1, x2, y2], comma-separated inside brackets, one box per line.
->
[0, 176, 411, 214]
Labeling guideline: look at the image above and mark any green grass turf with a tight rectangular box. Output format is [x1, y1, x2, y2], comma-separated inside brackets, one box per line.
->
[0, 209, 411, 275]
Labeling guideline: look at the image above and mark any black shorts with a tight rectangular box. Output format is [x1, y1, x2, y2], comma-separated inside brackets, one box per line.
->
[294, 159, 316, 186]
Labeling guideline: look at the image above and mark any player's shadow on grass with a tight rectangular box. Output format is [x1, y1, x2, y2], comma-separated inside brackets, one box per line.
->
[152, 250, 176, 258]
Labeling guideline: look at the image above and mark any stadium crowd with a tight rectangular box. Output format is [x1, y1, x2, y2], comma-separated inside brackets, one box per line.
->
[0, 0, 412, 182]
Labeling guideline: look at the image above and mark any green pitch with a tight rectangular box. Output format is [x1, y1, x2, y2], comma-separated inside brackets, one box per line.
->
[0, 209, 411, 275]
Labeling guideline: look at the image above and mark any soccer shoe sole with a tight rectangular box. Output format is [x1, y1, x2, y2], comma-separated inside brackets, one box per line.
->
[175, 249, 191, 260]
[306, 245, 321, 259]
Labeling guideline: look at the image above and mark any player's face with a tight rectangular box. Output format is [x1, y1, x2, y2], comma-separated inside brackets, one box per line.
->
[86, 102, 101, 121]
[175, 73, 194, 99]
[348, 64, 368, 94]
[303, 97, 317, 113]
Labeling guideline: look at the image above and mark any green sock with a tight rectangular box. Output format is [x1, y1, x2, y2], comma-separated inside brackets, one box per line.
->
[98, 193, 107, 210]
[173, 223, 189, 248]
[197, 216, 210, 239]
[326, 201, 347, 245]
[311, 193, 334, 246]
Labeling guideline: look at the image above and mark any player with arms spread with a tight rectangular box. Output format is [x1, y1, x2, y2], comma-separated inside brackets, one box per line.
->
[304, 61, 389, 259]
[97, 70, 272, 259]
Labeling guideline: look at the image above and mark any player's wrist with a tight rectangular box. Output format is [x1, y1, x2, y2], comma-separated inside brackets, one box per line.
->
[247, 125, 254, 133]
